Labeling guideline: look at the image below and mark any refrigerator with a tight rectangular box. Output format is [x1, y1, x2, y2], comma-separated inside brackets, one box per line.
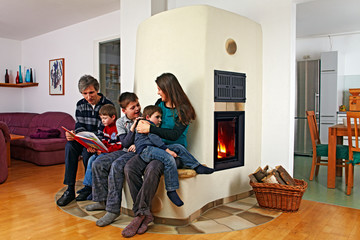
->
[294, 60, 320, 155]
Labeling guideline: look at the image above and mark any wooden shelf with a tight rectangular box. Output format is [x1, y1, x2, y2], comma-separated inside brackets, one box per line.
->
[0, 83, 38, 88]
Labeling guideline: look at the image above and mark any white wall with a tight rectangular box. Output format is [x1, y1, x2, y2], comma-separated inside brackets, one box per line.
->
[19, 10, 120, 116]
[297, 33, 360, 75]
[167, 0, 296, 172]
[0, 38, 23, 112]
[120, 0, 152, 93]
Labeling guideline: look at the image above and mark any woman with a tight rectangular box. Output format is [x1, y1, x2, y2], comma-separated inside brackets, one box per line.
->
[122, 73, 198, 238]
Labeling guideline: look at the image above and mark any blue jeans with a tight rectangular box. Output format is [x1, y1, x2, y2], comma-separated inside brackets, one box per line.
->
[83, 153, 107, 186]
[140, 143, 200, 191]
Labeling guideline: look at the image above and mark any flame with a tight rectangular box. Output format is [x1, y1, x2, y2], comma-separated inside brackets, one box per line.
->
[218, 140, 227, 158]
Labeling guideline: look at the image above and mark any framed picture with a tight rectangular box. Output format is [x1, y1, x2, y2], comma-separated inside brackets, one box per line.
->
[49, 58, 65, 95]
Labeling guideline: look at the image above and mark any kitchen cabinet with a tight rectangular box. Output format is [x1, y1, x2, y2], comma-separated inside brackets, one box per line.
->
[320, 51, 337, 73]
[319, 51, 341, 144]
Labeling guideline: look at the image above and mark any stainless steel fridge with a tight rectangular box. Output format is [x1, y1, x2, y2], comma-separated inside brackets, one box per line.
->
[294, 60, 320, 155]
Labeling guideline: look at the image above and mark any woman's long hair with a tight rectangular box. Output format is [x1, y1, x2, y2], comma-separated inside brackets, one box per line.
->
[156, 73, 196, 125]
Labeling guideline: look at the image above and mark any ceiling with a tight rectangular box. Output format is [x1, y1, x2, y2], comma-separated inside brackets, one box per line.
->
[0, 0, 359, 41]
[0, 0, 120, 40]
[296, 0, 360, 38]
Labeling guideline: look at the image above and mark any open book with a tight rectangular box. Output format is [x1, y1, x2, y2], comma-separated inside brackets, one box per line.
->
[62, 126, 109, 153]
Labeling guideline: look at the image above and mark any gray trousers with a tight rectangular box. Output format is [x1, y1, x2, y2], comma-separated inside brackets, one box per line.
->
[92, 150, 136, 214]
[124, 155, 164, 216]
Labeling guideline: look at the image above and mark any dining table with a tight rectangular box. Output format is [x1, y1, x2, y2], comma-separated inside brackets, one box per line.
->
[327, 123, 358, 188]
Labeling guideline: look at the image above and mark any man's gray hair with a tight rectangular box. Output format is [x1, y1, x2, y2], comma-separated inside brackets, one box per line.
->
[78, 75, 99, 93]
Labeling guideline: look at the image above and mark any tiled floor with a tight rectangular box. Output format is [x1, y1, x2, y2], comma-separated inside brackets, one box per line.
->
[56, 184, 282, 234]
[294, 155, 360, 209]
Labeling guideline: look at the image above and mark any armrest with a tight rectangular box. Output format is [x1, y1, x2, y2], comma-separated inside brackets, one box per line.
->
[0, 121, 10, 142]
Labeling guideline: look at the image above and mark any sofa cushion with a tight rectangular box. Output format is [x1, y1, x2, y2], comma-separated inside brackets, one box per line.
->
[30, 128, 61, 139]
[11, 137, 67, 152]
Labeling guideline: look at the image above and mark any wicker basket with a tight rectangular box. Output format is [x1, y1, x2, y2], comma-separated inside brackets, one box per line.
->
[250, 179, 308, 212]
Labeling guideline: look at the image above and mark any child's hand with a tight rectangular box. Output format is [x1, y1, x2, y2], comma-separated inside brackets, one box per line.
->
[166, 149, 177, 158]
[96, 150, 101, 155]
[87, 147, 97, 153]
[130, 117, 143, 132]
[128, 144, 136, 152]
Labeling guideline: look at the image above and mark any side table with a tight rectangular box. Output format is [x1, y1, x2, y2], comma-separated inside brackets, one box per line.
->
[6, 134, 25, 167]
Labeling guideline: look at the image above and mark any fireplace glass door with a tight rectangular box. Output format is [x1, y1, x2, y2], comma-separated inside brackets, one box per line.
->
[214, 111, 245, 171]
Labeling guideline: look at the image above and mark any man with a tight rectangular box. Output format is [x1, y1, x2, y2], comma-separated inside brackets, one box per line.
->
[56, 75, 113, 206]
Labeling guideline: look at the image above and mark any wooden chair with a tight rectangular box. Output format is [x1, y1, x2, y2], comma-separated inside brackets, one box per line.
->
[306, 111, 348, 180]
[346, 111, 360, 195]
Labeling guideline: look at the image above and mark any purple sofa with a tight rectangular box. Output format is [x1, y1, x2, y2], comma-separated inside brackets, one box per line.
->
[0, 112, 75, 166]
[0, 121, 10, 183]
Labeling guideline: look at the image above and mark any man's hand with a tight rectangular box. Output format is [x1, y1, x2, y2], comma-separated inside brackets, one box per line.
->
[166, 148, 177, 158]
[128, 144, 136, 152]
[65, 130, 75, 141]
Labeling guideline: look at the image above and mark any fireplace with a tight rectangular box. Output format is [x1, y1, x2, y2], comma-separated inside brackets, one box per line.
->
[214, 111, 245, 171]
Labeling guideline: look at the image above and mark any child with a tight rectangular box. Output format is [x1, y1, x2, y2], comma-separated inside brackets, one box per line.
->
[135, 105, 214, 207]
[76, 104, 122, 201]
[85, 92, 141, 227]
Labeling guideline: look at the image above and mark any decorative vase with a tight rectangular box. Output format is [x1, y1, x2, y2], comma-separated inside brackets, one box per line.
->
[5, 69, 9, 83]
[16, 71, 19, 84]
[19, 65, 23, 83]
[25, 68, 30, 83]
[30, 68, 33, 83]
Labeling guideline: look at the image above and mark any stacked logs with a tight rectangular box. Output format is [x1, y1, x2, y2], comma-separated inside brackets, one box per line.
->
[248, 165, 295, 186]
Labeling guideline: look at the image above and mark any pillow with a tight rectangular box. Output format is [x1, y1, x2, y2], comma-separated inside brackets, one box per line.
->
[30, 128, 61, 139]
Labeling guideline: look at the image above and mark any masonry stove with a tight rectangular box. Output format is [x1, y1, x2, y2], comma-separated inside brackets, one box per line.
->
[214, 70, 246, 171]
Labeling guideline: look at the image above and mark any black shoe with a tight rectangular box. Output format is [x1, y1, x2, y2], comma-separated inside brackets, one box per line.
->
[76, 190, 91, 201]
[57, 190, 75, 206]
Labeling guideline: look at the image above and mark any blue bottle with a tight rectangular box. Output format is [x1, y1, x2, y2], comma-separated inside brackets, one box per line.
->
[19, 65, 23, 83]
[25, 69, 30, 83]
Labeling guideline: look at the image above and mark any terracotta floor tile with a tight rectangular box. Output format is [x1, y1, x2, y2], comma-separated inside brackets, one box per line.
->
[215, 215, 256, 230]
[192, 219, 232, 234]
[237, 211, 274, 225]
[176, 224, 204, 234]
[201, 208, 232, 219]
[57, 182, 281, 235]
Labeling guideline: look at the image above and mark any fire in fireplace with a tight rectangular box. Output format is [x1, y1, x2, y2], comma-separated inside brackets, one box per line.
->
[214, 111, 245, 171]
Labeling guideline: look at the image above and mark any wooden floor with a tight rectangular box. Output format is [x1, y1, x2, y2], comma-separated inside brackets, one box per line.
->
[1, 160, 360, 240]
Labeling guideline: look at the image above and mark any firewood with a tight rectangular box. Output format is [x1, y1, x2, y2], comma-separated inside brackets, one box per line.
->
[253, 167, 267, 182]
[248, 173, 259, 183]
[262, 174, 278, 184]
[268, 169, 286, 185]
[275, 165, 296, 186]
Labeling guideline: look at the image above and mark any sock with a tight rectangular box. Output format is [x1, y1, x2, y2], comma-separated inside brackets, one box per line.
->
[167, 190, 184, 207]
[122, 215, 145, 238]
[96, 212, 120, 227]
[85, 201, 106, 211]
[195, 165, 215, 174]
[137, 214, 154, 234]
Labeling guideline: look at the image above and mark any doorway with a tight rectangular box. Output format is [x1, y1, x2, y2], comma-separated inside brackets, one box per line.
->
[99, 39, 121, 115]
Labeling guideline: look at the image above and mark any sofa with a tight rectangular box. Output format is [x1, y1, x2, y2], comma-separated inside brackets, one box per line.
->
[0, 112, 75, 166]
[0, 121, 10, 183]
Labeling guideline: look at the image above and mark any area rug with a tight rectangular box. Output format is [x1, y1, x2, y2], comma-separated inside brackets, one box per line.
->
[56, 182, 282, 234]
